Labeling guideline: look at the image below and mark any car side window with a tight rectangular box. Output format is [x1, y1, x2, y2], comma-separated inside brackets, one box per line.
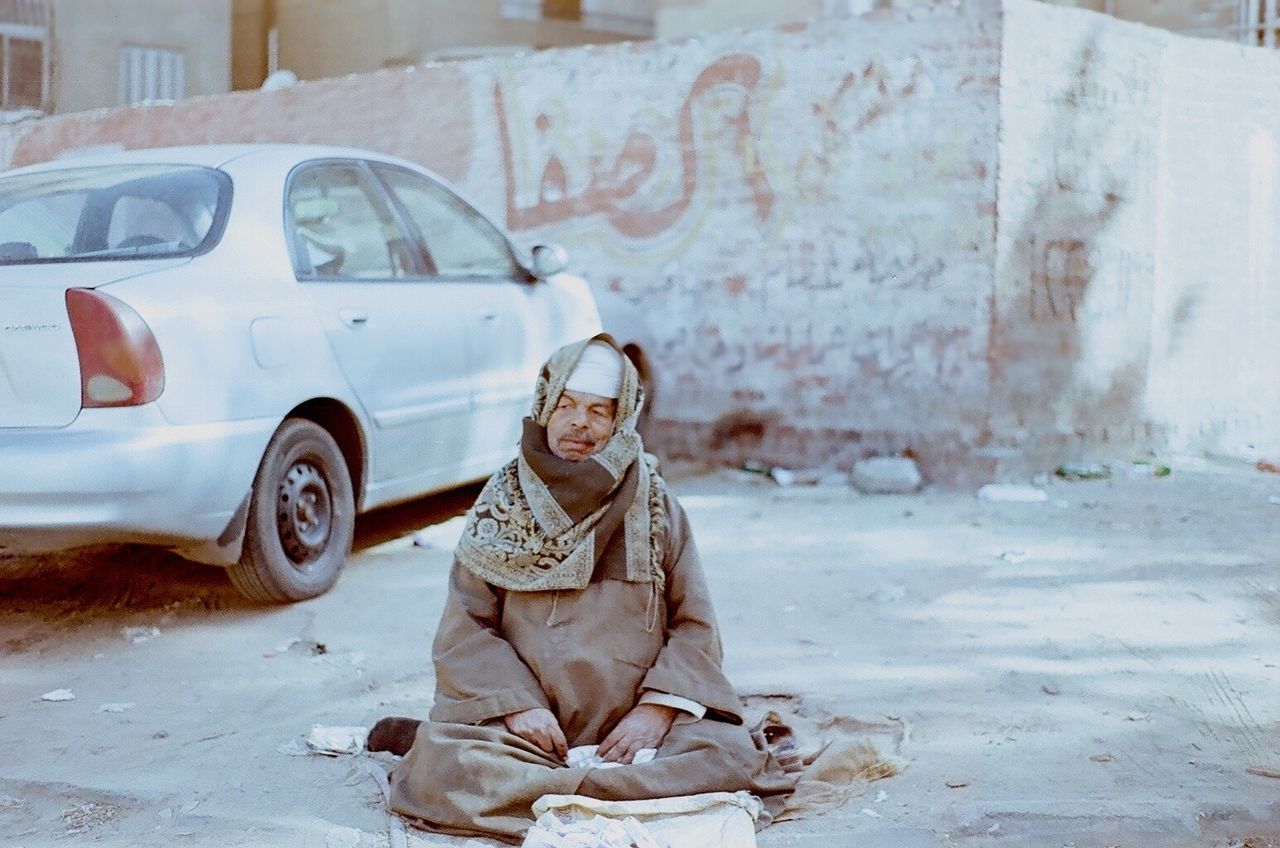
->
[287, 164, 411, 280]
[374, 166, 516, 279]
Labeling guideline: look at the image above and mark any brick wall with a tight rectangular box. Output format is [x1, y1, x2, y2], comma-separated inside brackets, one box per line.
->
[0, 6, 1002, 480]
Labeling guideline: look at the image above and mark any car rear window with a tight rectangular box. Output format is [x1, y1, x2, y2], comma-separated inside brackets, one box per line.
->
[0, 164, 230, 264]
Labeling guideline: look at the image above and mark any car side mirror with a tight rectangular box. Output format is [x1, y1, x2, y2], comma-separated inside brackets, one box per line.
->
[529, 243, 569, 279]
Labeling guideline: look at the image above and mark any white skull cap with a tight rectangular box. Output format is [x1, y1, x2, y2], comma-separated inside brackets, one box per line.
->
[564, 341, 623, 399]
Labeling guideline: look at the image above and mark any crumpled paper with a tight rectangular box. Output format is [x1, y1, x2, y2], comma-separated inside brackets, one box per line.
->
[522, 811, 663, 848]
[566, 744, 656, 770]
[305, 724, 368, 756]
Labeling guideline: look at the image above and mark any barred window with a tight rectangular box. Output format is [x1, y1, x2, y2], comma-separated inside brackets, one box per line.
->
[118, 46, 186, 105]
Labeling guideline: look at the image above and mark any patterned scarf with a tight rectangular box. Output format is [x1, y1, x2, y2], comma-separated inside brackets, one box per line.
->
[455, 335, 667, 593]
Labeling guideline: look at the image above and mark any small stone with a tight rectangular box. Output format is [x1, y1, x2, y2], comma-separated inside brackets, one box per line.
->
[851, 457, 923, 494]
[1041, 683, 1060, 696]
[945, 779, 969, 788]
[1090, 753, 1114, 763]
[40, 689, 75, 702]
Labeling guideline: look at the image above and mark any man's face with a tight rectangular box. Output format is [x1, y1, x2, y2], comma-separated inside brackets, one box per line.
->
[546, 389, 617, 461]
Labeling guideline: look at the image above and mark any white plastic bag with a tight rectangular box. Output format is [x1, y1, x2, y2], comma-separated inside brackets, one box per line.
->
[526, 791, 762, 848]
[565, 744, 656, 770]
[522, 811, 663, 848]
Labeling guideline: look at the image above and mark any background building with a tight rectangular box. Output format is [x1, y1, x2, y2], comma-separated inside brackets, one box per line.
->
[0, 0, 1267, 115]
[0, 0, 230, 117]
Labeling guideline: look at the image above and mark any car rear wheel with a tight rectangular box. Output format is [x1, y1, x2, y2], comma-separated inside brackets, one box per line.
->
[228, 419, 355, 603]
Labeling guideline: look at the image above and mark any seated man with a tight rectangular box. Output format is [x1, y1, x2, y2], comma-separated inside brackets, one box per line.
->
[378, 335, 796, 842]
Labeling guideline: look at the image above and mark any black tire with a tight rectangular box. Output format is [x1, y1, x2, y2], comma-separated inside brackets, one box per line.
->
[228, 419, 355, 603]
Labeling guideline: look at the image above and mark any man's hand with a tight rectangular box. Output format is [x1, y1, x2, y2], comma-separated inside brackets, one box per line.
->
[598, 703, 677, 764]
[503, 708, 568, 762]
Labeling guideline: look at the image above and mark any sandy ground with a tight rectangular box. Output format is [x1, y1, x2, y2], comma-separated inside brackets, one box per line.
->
[1, 461, 1278, 848]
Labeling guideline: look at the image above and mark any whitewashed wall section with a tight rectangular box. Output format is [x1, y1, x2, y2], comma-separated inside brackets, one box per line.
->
[998, 0, 1280, 463]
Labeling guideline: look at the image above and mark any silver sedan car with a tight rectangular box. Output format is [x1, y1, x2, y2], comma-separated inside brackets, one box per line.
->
[0, 144, 611, 602]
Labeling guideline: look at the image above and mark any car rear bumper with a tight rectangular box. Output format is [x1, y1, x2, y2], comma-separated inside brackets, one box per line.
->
[0, 406, 275, 556]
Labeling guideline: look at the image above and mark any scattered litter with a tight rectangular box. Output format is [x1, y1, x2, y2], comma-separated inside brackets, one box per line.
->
[1041, 684, 1060, 696]
[306, 724, 368, 756]
[945, 780, 969, 789]
[1122, 462, 1171, 479]
[96, 702, 134, 713]
[988, 822, 1000, 833]
[851, 457, 922, 494]
[860, 808, 883, 819]
[566, 745, 656, 770]
[1055, 462, 1110, 480]
[1245, 766, 1280, 780]
[277, 737, 310, 757]
[770, 468, 796, 486]
[121, 626, 161, 644]
[1257, 460, 1280, 474]
[0, 793, 24, 808]
[266, 638, 327, 658]
[998, 550, 1028, 564]
[874, 790, 888, 803]
[1125, 712, 1149, 722]
[1055, 461, 1170, 480]
[41, 689, 75, 702]
[977, 484, 1048, 503]
[61, 801, 119, 835]
[1090, 753, 1114, 763]
[412, 515, 467, 550]
[1269, 496, 1280, 506]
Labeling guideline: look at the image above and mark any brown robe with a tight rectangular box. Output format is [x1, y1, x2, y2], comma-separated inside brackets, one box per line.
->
[389, 492, 796, 843]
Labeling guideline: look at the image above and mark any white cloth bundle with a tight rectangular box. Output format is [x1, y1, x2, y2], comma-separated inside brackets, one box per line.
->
[524, 791, 762, 848]
[522, 811, 664, 848]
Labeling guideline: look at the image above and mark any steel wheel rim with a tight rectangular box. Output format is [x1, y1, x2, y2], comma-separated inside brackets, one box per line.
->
[276, 459, 333, 566]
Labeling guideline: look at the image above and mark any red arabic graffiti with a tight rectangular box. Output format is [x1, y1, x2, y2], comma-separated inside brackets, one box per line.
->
[496, 53, 774, 238]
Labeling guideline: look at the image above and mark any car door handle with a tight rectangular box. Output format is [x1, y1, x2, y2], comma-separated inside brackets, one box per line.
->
[339, 309, 369, 327]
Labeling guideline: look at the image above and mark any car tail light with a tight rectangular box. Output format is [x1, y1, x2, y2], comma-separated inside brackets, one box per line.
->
[65, 288, 164, 408]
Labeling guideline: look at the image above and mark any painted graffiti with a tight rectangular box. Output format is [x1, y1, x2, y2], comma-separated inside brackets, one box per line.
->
[496, 54, 774, 239]
[1030, 237, 1090, 322]
[658, 320, 975, 390]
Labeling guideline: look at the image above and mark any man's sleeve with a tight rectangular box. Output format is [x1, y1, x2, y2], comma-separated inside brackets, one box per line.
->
[639, 690, 707, 720]
[429, 561, 550, 725]
[639, 492, 745, 724]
